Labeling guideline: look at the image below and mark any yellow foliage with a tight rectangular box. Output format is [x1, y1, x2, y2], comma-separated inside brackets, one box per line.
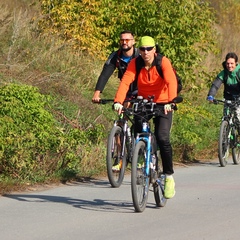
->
[39, 0, 111, 59]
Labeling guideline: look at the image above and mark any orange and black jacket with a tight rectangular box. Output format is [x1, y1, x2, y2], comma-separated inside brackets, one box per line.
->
[114, 55, 178, 104]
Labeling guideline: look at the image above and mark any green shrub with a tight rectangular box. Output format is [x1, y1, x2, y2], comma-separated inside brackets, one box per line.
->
[0, 83, 62, 181]
[172, 99, 222, 161]
[0, 83, 108, 185]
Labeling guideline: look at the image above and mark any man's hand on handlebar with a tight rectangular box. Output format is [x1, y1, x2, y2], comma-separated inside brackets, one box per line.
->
[207, 95, 214, 103]
[92, 90, 101, 103]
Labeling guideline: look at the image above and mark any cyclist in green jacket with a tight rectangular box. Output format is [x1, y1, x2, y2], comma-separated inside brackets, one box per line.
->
[207, 52, 240, 124]
[207, 52, 240, 101]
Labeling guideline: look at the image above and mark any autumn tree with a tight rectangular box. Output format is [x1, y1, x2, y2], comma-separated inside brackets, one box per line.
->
[39, 0, 217, 88]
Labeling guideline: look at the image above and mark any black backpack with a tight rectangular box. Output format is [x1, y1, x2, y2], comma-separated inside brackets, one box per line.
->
[135, 53, 183, 94]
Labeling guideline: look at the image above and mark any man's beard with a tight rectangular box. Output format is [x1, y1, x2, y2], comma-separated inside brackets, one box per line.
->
[121, 46, 132, 52]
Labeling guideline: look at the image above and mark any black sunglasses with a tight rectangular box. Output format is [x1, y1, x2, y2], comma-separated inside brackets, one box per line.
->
[139, 46, 154, 52]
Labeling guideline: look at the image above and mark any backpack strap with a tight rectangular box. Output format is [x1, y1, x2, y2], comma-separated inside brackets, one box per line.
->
[155, 53, 183, 93]
[115, 49, 121, 68]
[154, 53, 164, 78]
[135, 56, 145, 82]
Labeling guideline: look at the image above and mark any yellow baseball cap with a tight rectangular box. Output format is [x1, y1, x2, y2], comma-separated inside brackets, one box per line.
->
[139, 36, 155, 47]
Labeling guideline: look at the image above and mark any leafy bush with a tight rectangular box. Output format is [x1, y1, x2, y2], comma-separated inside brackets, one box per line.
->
[172, 99, 222, 161]
[0, 83, 107, 183]
[0, 84, 61, 180]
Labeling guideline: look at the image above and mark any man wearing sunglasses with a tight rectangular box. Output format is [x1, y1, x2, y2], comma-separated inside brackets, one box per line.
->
[92, 30, 139, 103]
[113, 36, 178, 199]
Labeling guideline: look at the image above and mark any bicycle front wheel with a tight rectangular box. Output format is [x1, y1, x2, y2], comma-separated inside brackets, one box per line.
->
[232, 128, 240, 164]
[218, 120, 230, 167]
[131, 140, 149, 212]
[106, 126, 126, 188]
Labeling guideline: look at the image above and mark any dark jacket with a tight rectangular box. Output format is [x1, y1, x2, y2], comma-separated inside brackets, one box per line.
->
[95, 48, 139, 92]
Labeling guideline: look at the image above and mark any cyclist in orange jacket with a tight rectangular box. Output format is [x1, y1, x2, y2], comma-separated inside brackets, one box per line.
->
[113, 36, 178, 199]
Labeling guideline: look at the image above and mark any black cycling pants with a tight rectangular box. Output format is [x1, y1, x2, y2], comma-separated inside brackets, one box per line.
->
[134, 111, 174, 175]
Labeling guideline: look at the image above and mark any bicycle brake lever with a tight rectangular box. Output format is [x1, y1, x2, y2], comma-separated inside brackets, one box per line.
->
[171, 103, 178, 110]
[151, 102, 156, 112]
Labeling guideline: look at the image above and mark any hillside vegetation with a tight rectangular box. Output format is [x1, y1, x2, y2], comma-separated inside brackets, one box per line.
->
[0, 0, 240, 193]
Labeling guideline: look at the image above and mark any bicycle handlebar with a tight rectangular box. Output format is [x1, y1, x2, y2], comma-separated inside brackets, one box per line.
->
[122, 96, 183, 116]
[97, 99, 114, 104]
[92, 97, 137, 105]
[213, 98, 240, 106]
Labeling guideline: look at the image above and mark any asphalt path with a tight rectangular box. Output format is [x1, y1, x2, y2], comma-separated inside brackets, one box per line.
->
[0, 159, 240, 240]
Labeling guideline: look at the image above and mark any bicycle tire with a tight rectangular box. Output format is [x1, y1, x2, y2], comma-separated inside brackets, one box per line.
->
[106, 126, 126, 188]
[232, 128, 240, 164]
[153, 181, 167, 207]
[218, 120, 230, 167]
[126, 134, 135, 164]
[131, 140, 149, 212]
[153, 152, 167, 207]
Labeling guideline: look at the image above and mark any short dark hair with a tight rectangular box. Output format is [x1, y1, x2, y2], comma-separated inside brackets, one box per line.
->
[120, 30, 134, 37]
[225, 52, 238, 62]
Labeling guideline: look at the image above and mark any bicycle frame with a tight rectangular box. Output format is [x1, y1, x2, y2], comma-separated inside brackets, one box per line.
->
[135, 122, 155, 177]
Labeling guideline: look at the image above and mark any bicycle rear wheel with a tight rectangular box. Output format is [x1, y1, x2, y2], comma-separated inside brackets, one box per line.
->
[106, 126, 126, 188]
[153, 178, 167, 207]
[218, 120, 230, 167]
[153, 152, 167, 207]
[232, 128, 240, 164]
[131, 140, 149, 212]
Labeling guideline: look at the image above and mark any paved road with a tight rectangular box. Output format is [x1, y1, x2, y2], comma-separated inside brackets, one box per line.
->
[0, 159, 240, 240]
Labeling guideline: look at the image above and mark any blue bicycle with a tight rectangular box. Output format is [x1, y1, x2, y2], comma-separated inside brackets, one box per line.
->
[129, 96, 183, 212]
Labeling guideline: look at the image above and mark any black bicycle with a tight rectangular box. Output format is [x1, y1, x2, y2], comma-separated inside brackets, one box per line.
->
[213, 98, 240, 167]
[98, 98, 135, 188]
[127, 95, 183, 212]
